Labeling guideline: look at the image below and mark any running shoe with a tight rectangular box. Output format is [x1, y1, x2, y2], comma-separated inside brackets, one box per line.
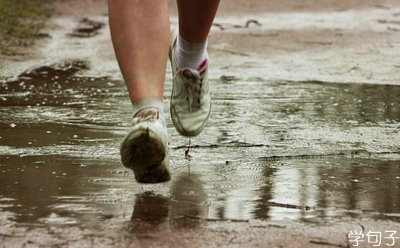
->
[120, 107, 170, 183]
[169, 31, 211, 137]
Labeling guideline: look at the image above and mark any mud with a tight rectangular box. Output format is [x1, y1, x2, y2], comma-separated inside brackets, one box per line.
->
[68, 18, 105, 38]
[1, 0, 400, 247]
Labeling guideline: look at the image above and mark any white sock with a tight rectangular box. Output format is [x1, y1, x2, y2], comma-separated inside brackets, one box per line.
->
[132, 98, 165, 123]
[174, 34, 208, 70]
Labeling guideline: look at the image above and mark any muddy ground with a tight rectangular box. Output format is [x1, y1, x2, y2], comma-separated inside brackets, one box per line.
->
[1, 0, 400, 247]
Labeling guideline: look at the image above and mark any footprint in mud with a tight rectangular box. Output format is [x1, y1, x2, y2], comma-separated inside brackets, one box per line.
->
[68, 18, 105, 38]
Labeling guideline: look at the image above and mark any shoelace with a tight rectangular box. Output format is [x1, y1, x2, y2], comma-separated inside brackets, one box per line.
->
[175, 69, 203, 112]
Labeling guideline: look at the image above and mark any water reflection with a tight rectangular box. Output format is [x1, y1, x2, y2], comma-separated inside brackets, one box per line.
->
[1, 149, 400, 228]
[252, 163, 275, 220]
[128, 156, 400, 228]
[0, 155, 125, 225]
[276, 81, 400, 124]
[1, 61, 400, 229]
[130, 192, 170, 232]
[264, 157, 400, 221]
[130, 172, 208, 232]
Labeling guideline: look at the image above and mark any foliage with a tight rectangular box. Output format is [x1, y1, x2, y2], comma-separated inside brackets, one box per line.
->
[0, 0, 51, 55]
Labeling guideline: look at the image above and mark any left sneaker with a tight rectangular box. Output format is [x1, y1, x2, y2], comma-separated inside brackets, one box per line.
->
[120, 107, 170, 184]
[169, 31, 211, 137]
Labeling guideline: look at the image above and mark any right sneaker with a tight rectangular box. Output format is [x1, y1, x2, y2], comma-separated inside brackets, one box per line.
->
[120, 107, 170, 184]
[169, 31, 211, 137]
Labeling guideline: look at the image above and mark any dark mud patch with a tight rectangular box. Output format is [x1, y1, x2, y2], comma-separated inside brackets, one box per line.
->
[213, 19, 261, 31]
[19, 60, 88, 79]
[259, 151, 400, 161]
[0, 60, 118, 107]
[173, 142, 267, 150]
[377, 19, 400, 25]
[68, 18, 105, 38]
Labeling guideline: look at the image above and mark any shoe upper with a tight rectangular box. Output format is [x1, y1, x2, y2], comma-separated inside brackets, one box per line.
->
[130, 108, 168, 148]
[169, 33, 211, 137]
[132, 107, 164, 126]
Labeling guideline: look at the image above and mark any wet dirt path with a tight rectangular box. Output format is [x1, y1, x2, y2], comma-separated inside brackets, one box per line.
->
[1, 2, 400, 247]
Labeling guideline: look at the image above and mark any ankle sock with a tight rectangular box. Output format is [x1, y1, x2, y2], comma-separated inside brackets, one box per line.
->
[174, 34, 208, 70]
[132, 98, 165, 122]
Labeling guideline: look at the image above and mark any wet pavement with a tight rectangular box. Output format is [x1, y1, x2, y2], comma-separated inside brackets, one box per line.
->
[1, 2, 400, 247]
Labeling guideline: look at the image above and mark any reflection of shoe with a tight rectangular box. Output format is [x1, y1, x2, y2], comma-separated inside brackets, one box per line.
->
[120, 108, 170, 183]
[131, 192, 169, 224]
[169, 31, 211, 137]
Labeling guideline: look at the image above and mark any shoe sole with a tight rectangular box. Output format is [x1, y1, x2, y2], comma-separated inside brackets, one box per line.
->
[120, 128, 170, 184]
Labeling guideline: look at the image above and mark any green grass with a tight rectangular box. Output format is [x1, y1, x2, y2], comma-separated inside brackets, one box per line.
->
[0, 0, 51, 55]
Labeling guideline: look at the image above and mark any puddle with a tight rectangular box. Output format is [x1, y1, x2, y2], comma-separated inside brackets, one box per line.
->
[0, 61, 120, 108]
[0, 61, 400, 233]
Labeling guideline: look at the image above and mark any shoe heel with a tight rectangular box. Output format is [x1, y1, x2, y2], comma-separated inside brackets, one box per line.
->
[121, 129, 170, 184]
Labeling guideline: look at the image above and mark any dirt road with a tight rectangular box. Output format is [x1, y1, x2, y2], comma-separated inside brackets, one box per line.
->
[1, 0, 400, 247]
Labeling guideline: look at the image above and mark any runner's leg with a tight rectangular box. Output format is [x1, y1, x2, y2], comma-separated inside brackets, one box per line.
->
[174, 0, 220, 69]
[177, 0, 220, 42]
[108, 0, 170, 103]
